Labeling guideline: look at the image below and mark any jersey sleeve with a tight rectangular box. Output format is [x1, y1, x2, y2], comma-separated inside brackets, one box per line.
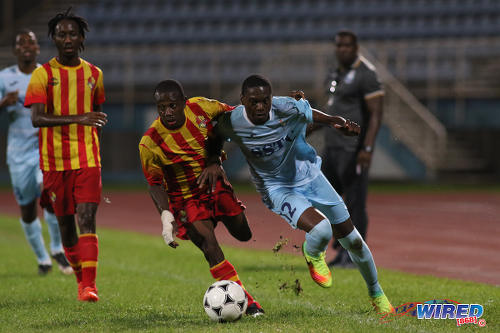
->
[361, 68, 384, 100]
[93, 68, 105, 105]
[273, 96, 313, 124]
[139, 142, 164, 187]
[189, 97, 234, 120]
[295, 98, 313, 123]
[24, 67, 48, 107]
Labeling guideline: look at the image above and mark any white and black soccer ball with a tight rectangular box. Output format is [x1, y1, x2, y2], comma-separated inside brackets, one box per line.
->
[203, 280, 248, 322]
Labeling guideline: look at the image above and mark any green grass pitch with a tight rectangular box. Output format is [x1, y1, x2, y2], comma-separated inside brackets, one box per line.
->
[0, 214, 498, 332]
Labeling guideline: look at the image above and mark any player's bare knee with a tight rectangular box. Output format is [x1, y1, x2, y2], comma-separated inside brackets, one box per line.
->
[234, 225, 252, 241]
[236, 231, 252, 242]
[20, 201, 37, 222]
[77, 211, 96, 233]
[222, 215, 252, 242]
[78, 211, 95, 223]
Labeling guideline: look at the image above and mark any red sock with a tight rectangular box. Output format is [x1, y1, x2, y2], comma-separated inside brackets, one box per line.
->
[63, 242, 82, 283]
[79, 234, 98, 289]
[210, 259, 260, 308]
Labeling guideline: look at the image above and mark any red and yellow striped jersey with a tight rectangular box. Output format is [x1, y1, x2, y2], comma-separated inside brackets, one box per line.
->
[139, 97, 232, 202]
[24, 57, 105, 171]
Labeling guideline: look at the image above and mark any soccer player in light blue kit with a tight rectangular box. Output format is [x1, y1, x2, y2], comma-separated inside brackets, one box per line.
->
[212, 74, 394, 314]
[0, 29, 71, 275]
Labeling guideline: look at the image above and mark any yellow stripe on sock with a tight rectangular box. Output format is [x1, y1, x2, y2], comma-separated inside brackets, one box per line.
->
[79, 233, 97, 238]
[69, 261, 82, 269]
[81, 261, 98, 268]
[229, 277, 246, 290]
[209, 259, 228, 270]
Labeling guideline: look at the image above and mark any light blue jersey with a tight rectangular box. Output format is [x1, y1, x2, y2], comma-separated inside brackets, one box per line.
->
[0, 64, 40, 167]
[217, 96, 321, 192]
[217, 96, 349, 228]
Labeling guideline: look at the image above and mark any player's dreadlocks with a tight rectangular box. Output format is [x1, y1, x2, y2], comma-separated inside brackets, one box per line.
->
[48, 7, 89, 51]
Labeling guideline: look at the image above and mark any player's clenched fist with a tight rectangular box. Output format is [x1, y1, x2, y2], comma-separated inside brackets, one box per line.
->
[161, 210, 179, 248]
[77, 112, 108, 127]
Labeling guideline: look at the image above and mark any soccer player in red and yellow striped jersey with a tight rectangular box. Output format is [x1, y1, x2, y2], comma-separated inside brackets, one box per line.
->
[25, 9, 106, 303]
[25, 56, 104, 171]
[139, 80, 264, 317]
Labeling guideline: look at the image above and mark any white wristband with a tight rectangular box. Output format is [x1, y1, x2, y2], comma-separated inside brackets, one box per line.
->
[161, 210, 175, 245]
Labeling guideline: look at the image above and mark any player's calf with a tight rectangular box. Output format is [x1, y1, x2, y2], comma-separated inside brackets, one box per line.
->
[338, 228, 388, 300]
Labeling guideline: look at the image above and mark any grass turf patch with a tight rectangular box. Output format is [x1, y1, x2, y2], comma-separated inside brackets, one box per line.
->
[0, 214, 498, 332]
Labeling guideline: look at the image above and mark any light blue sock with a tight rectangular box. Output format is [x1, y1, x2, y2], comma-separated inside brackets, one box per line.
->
[20, 218, 51, 265]
[305, 219, 332, 257]
[44, 210, 63, 254]
[338, 228, 383, 297]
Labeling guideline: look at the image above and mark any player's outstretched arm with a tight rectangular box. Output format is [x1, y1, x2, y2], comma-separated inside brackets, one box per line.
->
[311, 108, 360, 136]
[31, 102, 108, 128]
[149, 184, 179, 248]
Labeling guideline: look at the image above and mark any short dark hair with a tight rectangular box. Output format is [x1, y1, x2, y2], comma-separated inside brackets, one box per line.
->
[154, 79, 186, 99]
[335, 29, 358, 45]
[12, 28, 36, 48]
[48, 7, 89, 51]
[241, 74, 272, 96]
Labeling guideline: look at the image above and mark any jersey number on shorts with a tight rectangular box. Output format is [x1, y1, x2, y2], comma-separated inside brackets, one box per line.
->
[280, 202, 296, 223]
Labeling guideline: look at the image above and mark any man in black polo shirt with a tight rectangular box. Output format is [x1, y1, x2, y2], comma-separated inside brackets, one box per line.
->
[323, 30, 384, 268]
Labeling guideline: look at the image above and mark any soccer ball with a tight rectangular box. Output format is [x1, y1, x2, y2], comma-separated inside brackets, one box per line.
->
[203, 280, 248, 322]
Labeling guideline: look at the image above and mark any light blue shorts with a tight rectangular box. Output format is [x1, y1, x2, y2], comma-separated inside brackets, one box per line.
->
[261, 172, 350, 229]
[8, 162, 42, 206]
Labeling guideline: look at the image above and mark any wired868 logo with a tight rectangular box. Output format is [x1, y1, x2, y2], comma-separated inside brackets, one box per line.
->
[381, 299, 487, 327]
[417, 301, 486, 327]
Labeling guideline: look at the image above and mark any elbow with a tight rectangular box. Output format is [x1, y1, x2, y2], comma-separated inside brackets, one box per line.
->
[31, 109, 43, 127]
[31, 117, 41, 128]
[30, 105, 45, 127]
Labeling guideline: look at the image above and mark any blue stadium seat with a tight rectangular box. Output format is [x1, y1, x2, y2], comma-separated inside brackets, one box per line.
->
[78, 0, 500, 43]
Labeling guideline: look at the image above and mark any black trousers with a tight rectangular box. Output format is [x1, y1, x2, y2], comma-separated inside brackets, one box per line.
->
[322, 148, 369, 245]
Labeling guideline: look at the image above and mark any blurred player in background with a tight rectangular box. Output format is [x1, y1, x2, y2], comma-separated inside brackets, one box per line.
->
[323, 30, 384, 268]
[210, 74, 394, 314]
[0, 29, 72, 276]
[139, 80, 264, 317]
[25, 9, 107, 302]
